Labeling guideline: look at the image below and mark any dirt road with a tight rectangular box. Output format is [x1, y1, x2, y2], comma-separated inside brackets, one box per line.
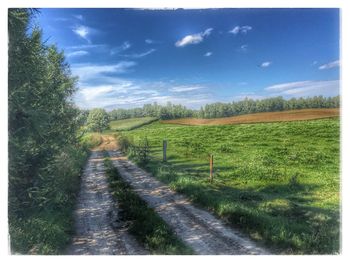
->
[67, 150, 147, 255]
[107, 149, 269, 255]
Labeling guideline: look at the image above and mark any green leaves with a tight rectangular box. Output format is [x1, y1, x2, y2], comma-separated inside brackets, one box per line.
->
[86, 108, 110, 132]
[8, 8, 88, 254]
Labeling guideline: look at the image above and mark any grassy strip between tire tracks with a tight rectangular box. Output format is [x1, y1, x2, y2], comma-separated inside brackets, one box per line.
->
[103, 156, 193, 255]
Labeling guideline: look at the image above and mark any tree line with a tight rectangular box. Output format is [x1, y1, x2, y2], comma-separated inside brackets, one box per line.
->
[108, 96, 340, 121]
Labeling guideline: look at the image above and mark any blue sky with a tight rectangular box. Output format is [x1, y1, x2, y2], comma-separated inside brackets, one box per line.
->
[36, 8, 340, 110]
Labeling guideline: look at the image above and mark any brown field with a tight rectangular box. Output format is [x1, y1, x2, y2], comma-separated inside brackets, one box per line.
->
[161, 108, 340, 126]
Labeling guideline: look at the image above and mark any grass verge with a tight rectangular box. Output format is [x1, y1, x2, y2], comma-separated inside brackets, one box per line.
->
[104, 157, 193, 255]
[9, 145, 89, 254]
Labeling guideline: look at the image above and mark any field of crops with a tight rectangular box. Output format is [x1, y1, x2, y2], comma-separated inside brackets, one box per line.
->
[117, 117, 340, 254]
[162, 108, 339, 126]
[108, 117, 158, 131]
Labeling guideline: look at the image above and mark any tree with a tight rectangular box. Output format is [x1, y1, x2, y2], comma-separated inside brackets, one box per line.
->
[86, 108, 110, 132]
[8, 9, 89, 254]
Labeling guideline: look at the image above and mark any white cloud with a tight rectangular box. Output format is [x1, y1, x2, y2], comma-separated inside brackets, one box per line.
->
[264, 80, 339, 97]
[229, 26, 240, 34]
[121, 49, 156, 58]
[204, 52, 212, 57]
[145, 39, 154, 44]
[169, 85, 205, 93]
[73, 76, 213, 109]
[110, 41, 131, 55]
[260, 61, 272, 68]
[240, 44, 248, 52]
[66, 50, 89, 58]
[72, 25, 91, 43]
[74, 15, 83, 20]
[175, 28, 213, 47]
[318, 60, 340, 70]
[75, 81, 211, 109]
[71, 61, 137, 84]
[229, 25, 252, 35]
[66, 44, 107, 50]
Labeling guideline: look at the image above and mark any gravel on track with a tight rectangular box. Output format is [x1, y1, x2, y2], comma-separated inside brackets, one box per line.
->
[66, 150, 147, 255]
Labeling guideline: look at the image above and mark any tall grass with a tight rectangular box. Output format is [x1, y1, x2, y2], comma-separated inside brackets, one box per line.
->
[9, 135, 100, 254]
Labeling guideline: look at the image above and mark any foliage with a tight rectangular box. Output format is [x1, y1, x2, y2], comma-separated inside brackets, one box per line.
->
[108, 96, 340, 121]
[86, 108, 110, 132]
[104, 158, 193, 254]
[8, 9, 88, 254]
[119, 118, 340, 254]
[79, 133, 102, 150]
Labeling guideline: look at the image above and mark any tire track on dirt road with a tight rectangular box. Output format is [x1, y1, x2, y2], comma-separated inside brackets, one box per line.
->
[67, 150, 147, 255]
[107, 149, 270, 255]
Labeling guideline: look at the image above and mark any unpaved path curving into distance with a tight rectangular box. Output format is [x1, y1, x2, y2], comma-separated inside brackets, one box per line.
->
[67, 150, 147, 255]
[107, 144, 270, 255]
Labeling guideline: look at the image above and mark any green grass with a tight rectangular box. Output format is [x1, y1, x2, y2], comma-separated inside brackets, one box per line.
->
[117, 118, 340, 254]
[108, 117, 158, 131]
[104, 157, 193, 255]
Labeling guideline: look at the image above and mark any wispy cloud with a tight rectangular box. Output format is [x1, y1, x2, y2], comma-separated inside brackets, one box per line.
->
[169, 85, 205, 93]
[229, 25, 252, 35]
[264, 80, 339, 97]
[66, 50, 89, 58]
[260, 61, 272, 68]
[175, 28, 213, 47]
[74, 15, 83, 21]
[110, 41, 131, 55]
[75, 81, 212, 109]
[145, 39, 154, 44]
[204, 52, 212, 57]
[67, 44, 107, 50]
[318, 60, 340, 70]
[121, 48, 156, 59]
[72, 25, 91, 43]
[239, 44, 248, 52]
[71, 61, 137, 84]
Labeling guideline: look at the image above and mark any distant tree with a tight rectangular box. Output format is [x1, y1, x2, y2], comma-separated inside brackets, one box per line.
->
[86, 108, 110, 132]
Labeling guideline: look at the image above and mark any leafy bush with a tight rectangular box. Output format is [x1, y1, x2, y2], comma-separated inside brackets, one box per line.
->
[86, 108, 110, 132]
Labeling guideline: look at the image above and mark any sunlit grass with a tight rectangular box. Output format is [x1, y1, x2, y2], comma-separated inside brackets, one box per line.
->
[118, 117, 340, 254]
[108, 117, 158, 131]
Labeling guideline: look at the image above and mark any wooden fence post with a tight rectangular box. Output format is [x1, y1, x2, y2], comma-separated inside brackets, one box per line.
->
[209, 154, 214, 182]
[163, 140, 167, 162]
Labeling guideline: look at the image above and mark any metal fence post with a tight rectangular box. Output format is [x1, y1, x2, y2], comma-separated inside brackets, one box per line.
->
[163, 140, 167, 162]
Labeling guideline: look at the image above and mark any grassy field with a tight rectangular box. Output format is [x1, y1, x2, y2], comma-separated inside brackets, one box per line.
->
[108, 117, 158, 131]
[162, 108, 339, 126]
[116, 117, 340, 254]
